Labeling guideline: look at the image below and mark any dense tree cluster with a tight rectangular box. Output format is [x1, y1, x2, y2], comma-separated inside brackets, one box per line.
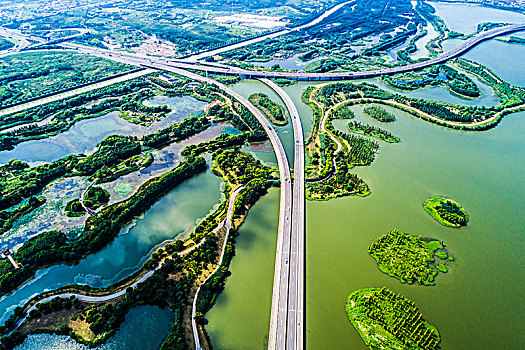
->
[0, 52, 132, 107]
[248, 93, 287, 126]
[369, 230, 448, 285]
[83, 187, 110, 210]
[347, 121, 400, 143]
[363, 106, 396, 123]
[347, 288, 441, 350]
[214, 149, 272, 185]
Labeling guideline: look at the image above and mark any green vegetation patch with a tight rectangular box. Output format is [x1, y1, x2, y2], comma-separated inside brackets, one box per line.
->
[347, 121, 400, 143]
[424, 196, 469, 228]
[0, 196, 46, 235]
[64, 199, 86, 217]
[346, 288, 441, 350]
[248, 93, 288, 126]
[0, 51, 132, 106]
[83, 187, 110, 210]
[363, 106, 396, 123]
[368, 230, 451, 286]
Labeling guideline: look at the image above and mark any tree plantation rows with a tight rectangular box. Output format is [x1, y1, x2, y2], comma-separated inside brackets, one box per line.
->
[347, 288, 441, 350]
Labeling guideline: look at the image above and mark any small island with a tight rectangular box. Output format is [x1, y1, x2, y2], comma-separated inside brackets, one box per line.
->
[248, 93, 288, 126]
[368, 230, 451, 286]
[347, 120, 400, 143]
[424, 196, 469, 227]
[346, 288, 441, 350]
[64, 186, 110, 217]
[363, 105, 396, 122]
[65, 199, 86, 217]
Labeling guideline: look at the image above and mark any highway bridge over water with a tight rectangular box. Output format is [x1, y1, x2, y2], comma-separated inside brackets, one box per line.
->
[0, 7, 524, 350]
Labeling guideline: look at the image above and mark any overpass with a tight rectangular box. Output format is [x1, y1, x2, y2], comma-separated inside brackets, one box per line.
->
[155, 66, 294, 350]
[259, 79, 305, 350]
[57, 22, 525, 83]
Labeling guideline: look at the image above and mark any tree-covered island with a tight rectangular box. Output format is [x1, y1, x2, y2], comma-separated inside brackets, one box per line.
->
[424, 196, 469, 227]
[368, 230, 452, 286]
[248, 93, 288, 126]
[346, 288, 441, 350]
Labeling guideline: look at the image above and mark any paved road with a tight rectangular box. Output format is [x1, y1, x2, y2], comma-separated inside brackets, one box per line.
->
[9, 182, 246, 338]
[0, 69, 153, 120]
[182, 0, 354, 62]
[162, 68, 294, 350]
[48, 23, 525, 84]
[192, 184, 245, 350]
[259, 78, 305, 350]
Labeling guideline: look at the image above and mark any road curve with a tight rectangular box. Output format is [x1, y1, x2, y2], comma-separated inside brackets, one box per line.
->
[259, 78, 305, 350]
[55, 23, 525, 84]
[8, 182, 245, 338]
[192, 184, 245, 350]
[160, 68, 294, 350]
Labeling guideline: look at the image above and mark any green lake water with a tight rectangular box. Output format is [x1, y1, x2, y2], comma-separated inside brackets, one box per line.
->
[204, 82, 525, 349]
[206, 188, 279, 350]
[306, 105, 525, 349]
[8, 3, 525, 348]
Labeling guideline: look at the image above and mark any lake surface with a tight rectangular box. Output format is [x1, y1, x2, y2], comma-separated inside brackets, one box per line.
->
[206, 188, 279, 350]
[0, 167, 223, 324]
[428, 1, 525, 34]
[306, 105, 525, 349]
[0, 95, 207, 165]
[6, 3, 525, 348]
[443, 38, 525, 87]
[205, 69, 525, 350]
[15, 305, 174, 350]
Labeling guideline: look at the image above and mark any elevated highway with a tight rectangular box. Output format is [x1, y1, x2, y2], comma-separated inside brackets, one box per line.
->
[159, 66, 294, 350]
[259, 79, 305, 350]
[56, 23, 525, 83]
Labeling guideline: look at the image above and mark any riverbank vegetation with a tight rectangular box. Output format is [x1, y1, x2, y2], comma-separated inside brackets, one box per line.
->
[0, 133, 276, 350]
[424, 196, 469, 227]
[219, 0, 424, 73]
[0, 70, 267, 150]
[382, 64, 482, 98]
[0, 196, 46, 235]
[346, 288, 441, 350]
[303, 86, 379, 201]
[248, 93, 288, 126]
[309, 79, 525, 131]
[83, 186, 110, 210]
[0, 157, 207, 298]
[368, 230, 452, 286]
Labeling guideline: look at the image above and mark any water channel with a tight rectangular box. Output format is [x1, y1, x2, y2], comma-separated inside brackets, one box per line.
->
[10, 3, 525, 348]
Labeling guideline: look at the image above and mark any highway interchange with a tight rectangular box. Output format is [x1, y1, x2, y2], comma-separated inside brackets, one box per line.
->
[0, 5, 524, 349]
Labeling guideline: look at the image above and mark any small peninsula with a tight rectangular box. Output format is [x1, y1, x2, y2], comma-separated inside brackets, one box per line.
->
[346, 288, 441, 350]
[248, 93, 288, 126]
[424, 196, 469, 227]
[368, 230, 451, 286]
